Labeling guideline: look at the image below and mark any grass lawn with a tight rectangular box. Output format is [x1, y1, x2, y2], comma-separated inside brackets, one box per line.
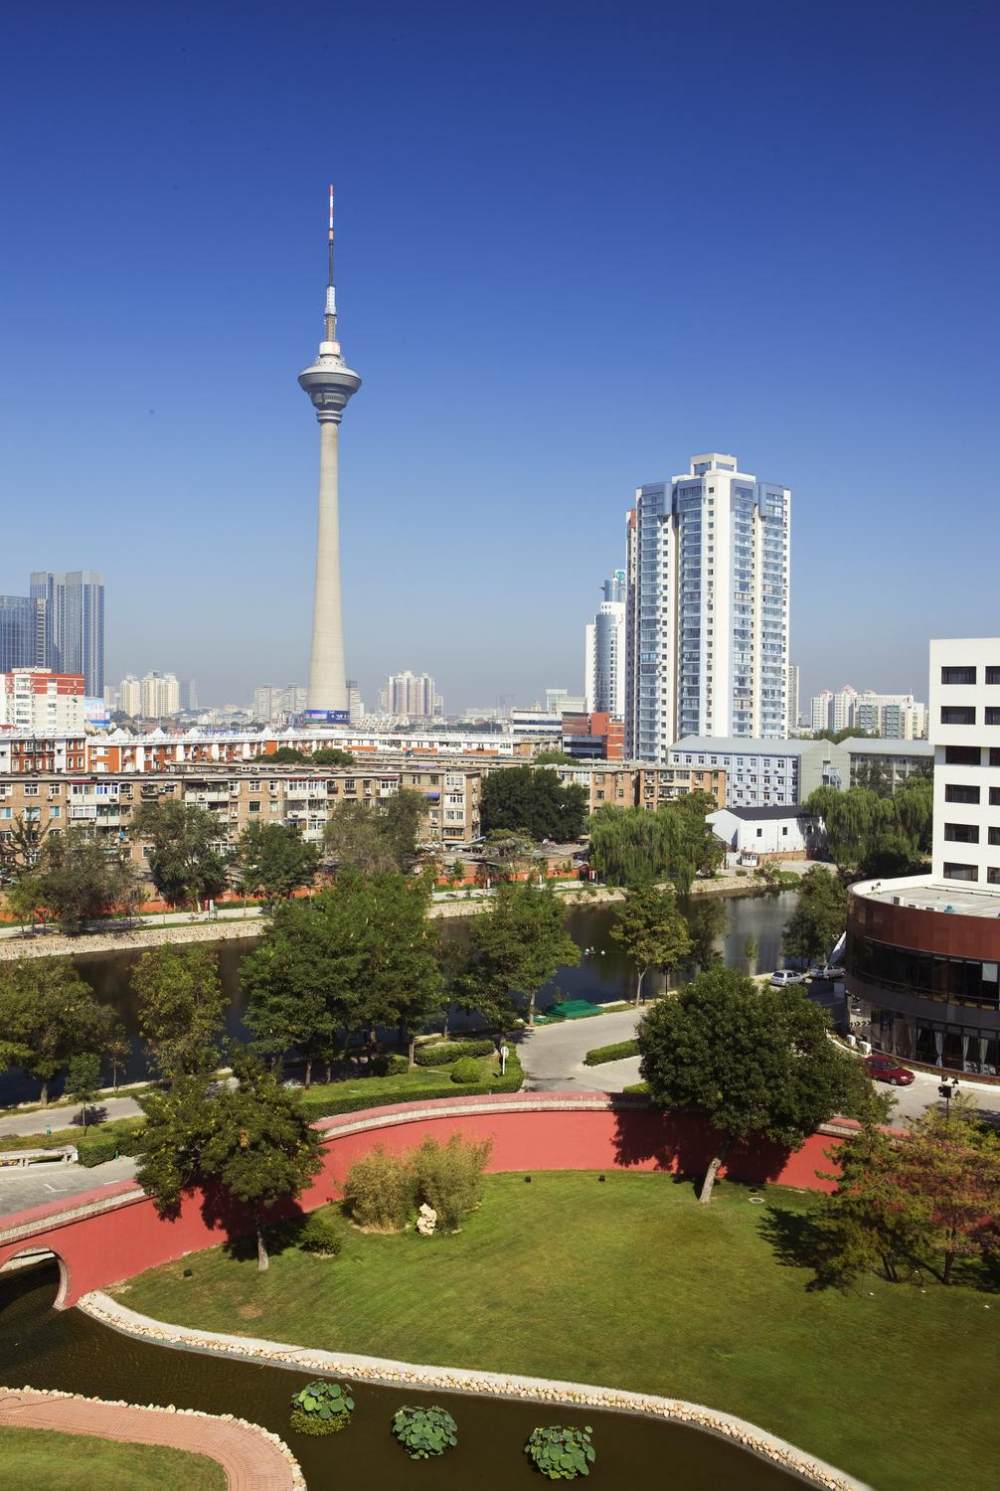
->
[116, 1171, 997, 1491]
[301, 1050, 517, 1107]
[0, 1426, 225, 1490]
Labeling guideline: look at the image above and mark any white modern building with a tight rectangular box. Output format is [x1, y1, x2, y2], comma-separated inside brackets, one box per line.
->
[624, 453, 790, 761]
[708, 804, 824, 864]
[139, 673, 180, 718]
[382, 672, 439, 721]
[929, 639, 1000, 886]
[668, 735, 847, 809]
[584, 571, 626, 718]
[0, 669, 85, 734]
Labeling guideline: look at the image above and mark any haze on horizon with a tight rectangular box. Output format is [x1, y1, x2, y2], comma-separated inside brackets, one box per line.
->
[1, 2, 996, 711]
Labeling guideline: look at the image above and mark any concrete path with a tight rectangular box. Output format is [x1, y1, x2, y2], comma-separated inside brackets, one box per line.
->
[0, 1094, 144, 1138]
[0, 1386, 301, 1490]
[0, 1155, 139, 1218]
[520, 1007, 643, 1092]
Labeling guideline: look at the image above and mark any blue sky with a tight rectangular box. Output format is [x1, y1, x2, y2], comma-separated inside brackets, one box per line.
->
[1, 1, 997, 710]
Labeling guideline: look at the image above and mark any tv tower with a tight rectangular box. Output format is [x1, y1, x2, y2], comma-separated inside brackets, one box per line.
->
[299, 187, 362, 720]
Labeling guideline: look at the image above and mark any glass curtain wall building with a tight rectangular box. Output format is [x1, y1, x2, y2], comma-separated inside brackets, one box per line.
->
[625, 454, 791, 760]
[0, 595, 46, 674]
[29, 571, 105, 696]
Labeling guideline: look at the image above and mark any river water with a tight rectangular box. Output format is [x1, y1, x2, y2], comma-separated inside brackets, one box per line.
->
[0, 892, 801, 1104]
[0, 1263, 805, 1490]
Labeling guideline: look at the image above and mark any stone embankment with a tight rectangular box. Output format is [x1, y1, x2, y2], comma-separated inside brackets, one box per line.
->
[0, 1384, 304, 1490]
[81, 1291, 870, 1491]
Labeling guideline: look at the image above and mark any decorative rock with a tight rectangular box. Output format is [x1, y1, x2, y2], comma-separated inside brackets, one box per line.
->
[416, 1203, 438, 1236]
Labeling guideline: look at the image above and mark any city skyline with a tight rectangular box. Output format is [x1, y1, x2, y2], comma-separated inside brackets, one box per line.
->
[2, 5, 996, 709]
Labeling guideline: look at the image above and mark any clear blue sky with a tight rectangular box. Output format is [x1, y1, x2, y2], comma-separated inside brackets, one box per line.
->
[1, 1, 996, 710]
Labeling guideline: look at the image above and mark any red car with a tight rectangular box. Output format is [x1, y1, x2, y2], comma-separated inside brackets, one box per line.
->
[864, 1055, 915, 1086]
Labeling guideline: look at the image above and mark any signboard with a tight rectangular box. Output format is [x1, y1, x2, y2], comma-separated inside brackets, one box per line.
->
[303, 709, 350, 725]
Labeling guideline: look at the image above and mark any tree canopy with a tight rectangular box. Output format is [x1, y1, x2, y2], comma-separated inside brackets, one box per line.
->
[232, 821, 321, 904]
[323, 788, 427, 874]
[455, 879, 579, 1028]
[610, 882, 692, 1004]
[480, 766, 588, 841]
[782, 866, 847, 965]
[34, 829, 140, 932]
[138, 1053, 322, 1270]
[131, 799, 230, 908]
[588, 795, 723, 891]
[807, 778, 932, 879]
[0, 957, 121, 1104]
[131, 942, 228, 1080]
[637, 965, 880, 1203]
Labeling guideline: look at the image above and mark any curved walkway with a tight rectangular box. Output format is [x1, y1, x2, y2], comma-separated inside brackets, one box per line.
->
[0, 1386, 303, 1491]
[80, 1292, 870, 1491]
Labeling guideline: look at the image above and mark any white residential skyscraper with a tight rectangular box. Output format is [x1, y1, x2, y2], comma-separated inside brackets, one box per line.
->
[624, 453, 791, 761]
[584, 570, 626, 718]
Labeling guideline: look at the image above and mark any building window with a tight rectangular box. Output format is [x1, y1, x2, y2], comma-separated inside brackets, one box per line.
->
[941, 666, 976, 685]
[943, 862, 978, 882]
[989, 828, 1000, 847]
[992, 789, 1000, 806]
[985, 667, 1000, 685]
[945, 746, 980, 766]
[945, 784, 980, 804]
[941, 706, 976, 725]
[989, 868, 1000, 886]
[944, 823, 979, 843]
[756, 827, 763, 838]
[991, 749, 1000, 767]
[986, 708, 1000, 726]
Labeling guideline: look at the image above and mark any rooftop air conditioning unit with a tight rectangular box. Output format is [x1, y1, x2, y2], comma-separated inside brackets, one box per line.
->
[893, 896, 902, 905]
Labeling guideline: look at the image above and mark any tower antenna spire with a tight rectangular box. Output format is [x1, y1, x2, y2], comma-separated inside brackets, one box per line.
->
[325, 185, 337, 343]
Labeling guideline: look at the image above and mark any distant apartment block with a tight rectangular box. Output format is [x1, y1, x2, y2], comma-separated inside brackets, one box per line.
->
[625, 453, 790, 762]
[584, 571, 626, 718]
[0, 669, 85, 734]
[668, 735, 848, 809]
[809, 685, 926, 738]
[382, 671, 440, 720]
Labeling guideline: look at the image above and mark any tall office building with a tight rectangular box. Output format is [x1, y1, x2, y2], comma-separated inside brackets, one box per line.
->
[624, 453, 791, 761]
[29, 571, 105, 695]
[299, 189, 362, 721]
[584, 570, 626, 718]
[0, 595, 46, 673]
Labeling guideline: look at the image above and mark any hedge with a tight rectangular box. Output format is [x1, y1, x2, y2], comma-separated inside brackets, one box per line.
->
[414, 1039, 496, 1067]
[621, 1081, 650, 1096]
[299, 1063, 523, 1123]
[76, 1119, 147, 1168]
[582, 1039, 640, 1067]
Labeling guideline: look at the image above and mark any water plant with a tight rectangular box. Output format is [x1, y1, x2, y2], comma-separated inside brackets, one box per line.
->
[525, 1425, 596, 1479]
[391, 1404, 459, 1459]
[289, 1379, 354, 1436]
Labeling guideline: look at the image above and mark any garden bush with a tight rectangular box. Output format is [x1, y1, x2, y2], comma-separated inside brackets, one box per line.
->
[414, 1039, 495, 1067]
[289, 1379, 354, 1436]
[450, 1057, 481, 1085]
[296, 1062, 523, 1124]
[342, 1146, 414, 1231]
[582, 1039, 639, 1067]
[297, 1207, 343, 1256]
[621, 1081, 650, 1097]
[391, 1405, 458, 1459]
[77, 1119, 147, 1168]
[409, 1133, 492, 1231]
[525, 1425, 596, 1479]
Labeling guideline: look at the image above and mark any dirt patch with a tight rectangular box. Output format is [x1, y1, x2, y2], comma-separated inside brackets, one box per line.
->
[237, 1303, 264, 1319]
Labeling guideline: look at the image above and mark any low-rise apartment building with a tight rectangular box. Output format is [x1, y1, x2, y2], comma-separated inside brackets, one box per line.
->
[667, 736, 848, 808]
[549, 761, 726, 813]
[843, 736, 934, 791]
[0, 670, 85, 734]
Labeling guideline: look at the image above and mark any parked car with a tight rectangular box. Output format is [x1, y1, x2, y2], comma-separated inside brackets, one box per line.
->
[820, 965, 846, 980]
[864, 1055, 915, 1086]
[805, 966, 826, 981]
[770, 970, 807, 987]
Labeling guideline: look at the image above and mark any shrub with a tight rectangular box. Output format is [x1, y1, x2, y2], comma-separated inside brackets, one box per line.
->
[621, 1081, 649, 1097]
[342, 1146, 414, 1231]
[414, 1039, 495, 1067]
[409, 1133, 492, 1231]
[297, 1207, 343, 1256]
[391, 1405, 458, 1459]
[289, 1379, 354, 1436]
[77, 1119, 147, 1168]
[583, 1039, 639, 1067]
[525, 1425, 596, 1480]
[450, 1057, 481, 1085]
[296, 1063, 523, 1123]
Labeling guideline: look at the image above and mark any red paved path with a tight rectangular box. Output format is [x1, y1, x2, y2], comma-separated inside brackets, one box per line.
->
[0, 1387, 298, 1490]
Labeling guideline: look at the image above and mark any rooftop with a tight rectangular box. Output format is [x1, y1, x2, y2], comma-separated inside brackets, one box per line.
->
[841, 737, 933, 757]
[671, 736, 835, 757]
[710, 805, 813, 822]
[853, 874, 1000, 921]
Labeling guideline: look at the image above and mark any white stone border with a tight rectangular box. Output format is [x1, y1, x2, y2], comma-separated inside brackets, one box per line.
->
[79, 1291, 871, 1491]
[0, 1383, 305, 1490]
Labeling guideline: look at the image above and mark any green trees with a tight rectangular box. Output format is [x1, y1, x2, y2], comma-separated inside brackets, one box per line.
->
[0, 958, 120, 1104]
[456, 879, 579, 1028]
[323, 788, 427, 874]
[588, 796, 723, 891]
[138, 1053, 322, 1270]
[131, 942, 228, 1080]
[610, 883, 692, 1004]
[243, 870, 443, 1077]
[232, 821, 321, 905]
[131, 800, 229, 909]
[807, 777, 932, 880]
[637, 966, 880, 1205]
[310, 748, 355, 766]
[35, 829, 141, 932]
[66, 1052, 102, 1130]
[782, 866, 847, 965]
[480, 766, 588, 841]
[820, 1098, 1000, 1286]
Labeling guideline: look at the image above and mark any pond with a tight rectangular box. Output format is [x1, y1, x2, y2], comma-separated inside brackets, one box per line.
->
[0, 1262, 808, 1490]
[0, 891, 806, 1105]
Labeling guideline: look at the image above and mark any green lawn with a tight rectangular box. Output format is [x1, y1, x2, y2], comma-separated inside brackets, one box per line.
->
[0, 1426, 225, 1490]
[116, 1172, 997, 1491]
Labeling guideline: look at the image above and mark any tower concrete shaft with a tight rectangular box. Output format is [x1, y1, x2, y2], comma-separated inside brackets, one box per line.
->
[299, 189, 361, 719]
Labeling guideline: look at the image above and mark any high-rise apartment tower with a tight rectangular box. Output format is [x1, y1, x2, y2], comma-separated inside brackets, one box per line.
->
[585, 570, 626, 718]
[624, 454, 790, 761]
[299, 189, 362, 721]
